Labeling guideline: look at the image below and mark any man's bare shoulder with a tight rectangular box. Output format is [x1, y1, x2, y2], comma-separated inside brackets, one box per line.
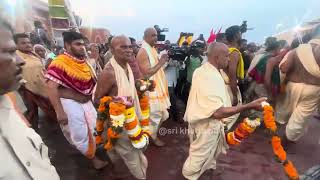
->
[136, 48, 148, 59]
[98, 63, 116, 84]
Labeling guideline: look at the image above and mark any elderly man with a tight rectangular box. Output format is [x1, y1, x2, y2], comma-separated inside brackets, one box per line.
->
[277, 26, 320, 146]
[182, 42, 266, 180]
[14, 33, 57, 128]
[94, 35, 148, 179]
[0, 17, 60, 180]
[137, 27, 170, 147]
[46, 31, 107, 169]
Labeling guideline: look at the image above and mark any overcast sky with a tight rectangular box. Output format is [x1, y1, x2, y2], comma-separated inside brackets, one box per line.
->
[69, 0, 320, 43]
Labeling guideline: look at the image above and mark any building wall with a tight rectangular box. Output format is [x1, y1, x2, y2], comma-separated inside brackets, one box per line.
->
[80, 27, 111, 44]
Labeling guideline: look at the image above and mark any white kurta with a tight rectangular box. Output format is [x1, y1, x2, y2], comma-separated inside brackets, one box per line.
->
[182, 62, 229, 180]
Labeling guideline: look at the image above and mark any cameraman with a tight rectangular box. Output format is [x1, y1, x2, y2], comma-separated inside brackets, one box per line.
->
[183, 41, 204, 103]
[161, 41, 182, 123]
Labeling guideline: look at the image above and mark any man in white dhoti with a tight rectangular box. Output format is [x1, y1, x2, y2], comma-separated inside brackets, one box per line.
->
[182, 42, 266, 180]
[46, 31, 107, 169]
[137, 27, 171, 147]
[94, 35, 148, 179]
[277, 26, 320, 145]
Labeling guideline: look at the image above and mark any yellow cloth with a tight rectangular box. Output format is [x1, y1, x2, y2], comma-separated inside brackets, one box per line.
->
[141, 41, 171, 111]
[182, 62, 229, 180]
[229, 48, 245, 80]
[186, 35, 193, 45]
[178, 36, 186, 47]
[50, 54, 93, 82]
[16, 50, 47, 98]
[107, 57, 148, 179]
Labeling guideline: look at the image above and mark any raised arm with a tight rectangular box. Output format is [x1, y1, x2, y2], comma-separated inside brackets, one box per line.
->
[137, 48, 168, 78]
[228, 52, 240, 106]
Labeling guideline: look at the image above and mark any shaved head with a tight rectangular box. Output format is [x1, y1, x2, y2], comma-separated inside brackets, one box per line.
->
[207, 42, 230, 69]
[110, 35, 133, 64]
[143, 27, 158, 47]
[144, 28, 157, 38]
[111, 35, 130, 49]
[207, 42, 228, 56]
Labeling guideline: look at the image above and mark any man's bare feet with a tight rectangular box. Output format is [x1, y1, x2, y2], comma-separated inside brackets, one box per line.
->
[152, 138, 166, 147]
[92, 156, 108, 170]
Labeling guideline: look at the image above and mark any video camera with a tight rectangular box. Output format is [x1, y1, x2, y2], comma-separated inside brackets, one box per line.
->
[168, 40, 205, 61]
[154, 25, 169, 41]
[168, 44, 189, 61]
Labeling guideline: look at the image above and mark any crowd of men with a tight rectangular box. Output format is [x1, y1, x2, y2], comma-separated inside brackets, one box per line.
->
[1, 13, 320, 180]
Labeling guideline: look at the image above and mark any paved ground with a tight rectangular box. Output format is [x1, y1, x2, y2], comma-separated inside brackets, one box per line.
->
[37, 105, 320, 180]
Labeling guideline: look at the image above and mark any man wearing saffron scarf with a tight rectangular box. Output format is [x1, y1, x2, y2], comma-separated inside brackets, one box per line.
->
[182, 42, 266, 180]
[137, 27, 170, 147]
[94, 35, 148, 179]
[46, 31, 107, 169]
[277, 26, 320, 146]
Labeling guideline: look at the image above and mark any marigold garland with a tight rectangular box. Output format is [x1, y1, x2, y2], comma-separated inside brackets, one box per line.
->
[262, 102, 299, 180]
[94, 79, 156, 151]
[226, 118, 261, 145]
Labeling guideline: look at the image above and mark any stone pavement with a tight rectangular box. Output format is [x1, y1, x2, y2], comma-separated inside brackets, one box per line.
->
[37, 107, 320, 180]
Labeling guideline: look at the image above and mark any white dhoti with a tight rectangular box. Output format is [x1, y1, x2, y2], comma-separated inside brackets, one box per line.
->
[141, 41, 171, 140]
[107, 136, 148, 179]
[107, 57, 148, 179]
[149, 95, 169, 139]
[183, 63, 231, 180]
[276, 82, 320, 141]
[60, 98, 96, 158]
[182, 119, 228, 180]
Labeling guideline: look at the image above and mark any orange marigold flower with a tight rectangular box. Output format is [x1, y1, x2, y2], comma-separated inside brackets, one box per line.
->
[107, 127, 121, 139]
[104, 141, 113, 151]
[100, 96, 112, 104]
[96, 120, 104, 132]
[140, 119, 150, 126]
[95, 135, 103, 145]
[271, 136, 287, 161]
[109, 102, 126, 116]
[98, 104, 106, 113]
[283, 160, 299, 180]
[124, 118, 138, 130]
